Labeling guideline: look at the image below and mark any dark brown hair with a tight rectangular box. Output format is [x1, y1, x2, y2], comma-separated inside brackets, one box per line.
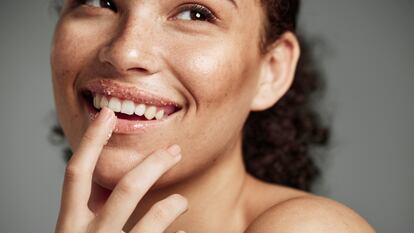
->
[51, 0, 329, 192]
[243, 0, 329, 191]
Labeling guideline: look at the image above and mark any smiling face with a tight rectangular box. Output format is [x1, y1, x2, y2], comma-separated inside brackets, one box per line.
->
[51, 0, 269, 189]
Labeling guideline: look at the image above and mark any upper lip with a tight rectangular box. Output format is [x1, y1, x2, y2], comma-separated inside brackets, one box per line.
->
[80, 79, 182, 108]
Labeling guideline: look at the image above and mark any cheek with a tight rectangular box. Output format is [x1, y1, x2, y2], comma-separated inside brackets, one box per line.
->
[51, 18, 100, 86]
[50, 18, 103, 148]
[167, 40, 257, 107]
[163, 36, 261, 158]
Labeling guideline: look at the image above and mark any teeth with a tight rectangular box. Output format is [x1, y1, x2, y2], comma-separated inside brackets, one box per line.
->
[134, 104, 146, 116]
[108, 97, 122, 112]
[93, 94, 102, 109]
[155, 109, 164, 120]
[121, 100, 135, 115]
[144, 106, 157, 120]
[100, 96, 109, 108]
[92, 94, 168, 120]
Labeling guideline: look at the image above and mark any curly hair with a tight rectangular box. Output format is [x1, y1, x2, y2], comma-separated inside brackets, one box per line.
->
[50, 0, 329, 192]
[242, 0, 329, 191]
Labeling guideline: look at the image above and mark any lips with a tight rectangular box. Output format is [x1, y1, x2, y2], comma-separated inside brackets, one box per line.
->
[80, 79, 183, 133]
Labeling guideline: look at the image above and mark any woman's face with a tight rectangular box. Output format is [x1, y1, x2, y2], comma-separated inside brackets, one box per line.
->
[51, 0, 265, 189]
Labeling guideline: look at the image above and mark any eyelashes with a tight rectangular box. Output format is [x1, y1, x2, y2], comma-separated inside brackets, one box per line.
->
[72, 0, 218, 24]
[174, 4, 218, 23]
[75, 0, 117, 11]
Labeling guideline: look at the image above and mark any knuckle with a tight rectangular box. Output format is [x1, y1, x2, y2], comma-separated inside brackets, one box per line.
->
[150, 194, 187, 221]
[116, 177, 143, 196]
[81, 130, 95, 144]
[64, 163, 85, 182]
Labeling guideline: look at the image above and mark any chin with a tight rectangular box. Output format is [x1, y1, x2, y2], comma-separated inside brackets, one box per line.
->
[92, 146, 183, 191]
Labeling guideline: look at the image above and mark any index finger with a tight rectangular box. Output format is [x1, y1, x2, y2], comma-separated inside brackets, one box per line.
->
[60, 107, 116, 215]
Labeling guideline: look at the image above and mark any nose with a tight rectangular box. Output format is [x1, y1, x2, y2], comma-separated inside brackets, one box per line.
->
[98, 18, 160, 76]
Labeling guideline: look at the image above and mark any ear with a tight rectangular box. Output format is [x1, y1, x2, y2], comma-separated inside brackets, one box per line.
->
[250, 32, 300, 111]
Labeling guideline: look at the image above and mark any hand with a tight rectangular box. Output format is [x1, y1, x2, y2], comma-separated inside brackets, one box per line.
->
[55, 107, 188, 233]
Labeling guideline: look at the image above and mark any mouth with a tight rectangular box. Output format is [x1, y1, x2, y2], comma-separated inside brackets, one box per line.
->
[80, 80, 183, 133]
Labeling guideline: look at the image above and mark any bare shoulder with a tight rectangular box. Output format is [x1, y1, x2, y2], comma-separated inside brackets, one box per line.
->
[244, 194, 376, 233]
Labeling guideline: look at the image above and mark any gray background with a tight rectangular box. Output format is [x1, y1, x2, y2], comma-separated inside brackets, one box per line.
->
[0, 0, 412, 232]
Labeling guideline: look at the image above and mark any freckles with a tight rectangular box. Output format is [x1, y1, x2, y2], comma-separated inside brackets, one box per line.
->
[52, 43, 78, 82]
[189, 53, 222, 78]
[192, 55, 231, 95]
[52, 22, 98, 80]
[52, 29, 87, 124]
[184, 48, 240, 102]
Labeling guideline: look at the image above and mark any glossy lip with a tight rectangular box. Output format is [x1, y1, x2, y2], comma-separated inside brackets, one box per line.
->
[81, 79, 183, 108]
[86, 105, 181, 134]
[80, 79, 184, 134]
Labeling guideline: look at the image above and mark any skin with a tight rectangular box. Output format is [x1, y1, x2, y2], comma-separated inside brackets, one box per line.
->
[51, 0, 377, 232]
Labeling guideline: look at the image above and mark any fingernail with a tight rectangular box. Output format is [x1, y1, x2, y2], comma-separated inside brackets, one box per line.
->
[99, 107, 115, 124]
[176, 231, 186, 233]
[167, 144, 181, 158]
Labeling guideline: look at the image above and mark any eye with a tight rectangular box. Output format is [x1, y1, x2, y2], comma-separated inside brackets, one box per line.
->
[79, 0, 117, 12]
[174, 4, 217, 23]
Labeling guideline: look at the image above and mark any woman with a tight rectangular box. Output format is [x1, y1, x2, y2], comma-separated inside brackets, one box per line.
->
[51, 0, 376, 232]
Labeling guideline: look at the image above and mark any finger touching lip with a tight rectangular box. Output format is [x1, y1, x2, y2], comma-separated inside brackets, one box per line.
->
[79, 79, 184, 134]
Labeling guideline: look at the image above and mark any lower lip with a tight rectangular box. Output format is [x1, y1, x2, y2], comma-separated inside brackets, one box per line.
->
[85, 102, 178, 134]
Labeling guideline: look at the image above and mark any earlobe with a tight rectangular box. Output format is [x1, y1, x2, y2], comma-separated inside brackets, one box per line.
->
[250, 32, 300, 111]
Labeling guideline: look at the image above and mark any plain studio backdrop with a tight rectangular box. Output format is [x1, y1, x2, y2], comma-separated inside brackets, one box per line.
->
[0, 0, 413, 232]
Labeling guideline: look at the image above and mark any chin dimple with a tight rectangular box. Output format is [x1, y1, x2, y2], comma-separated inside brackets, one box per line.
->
[93, 94, 166, 120]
